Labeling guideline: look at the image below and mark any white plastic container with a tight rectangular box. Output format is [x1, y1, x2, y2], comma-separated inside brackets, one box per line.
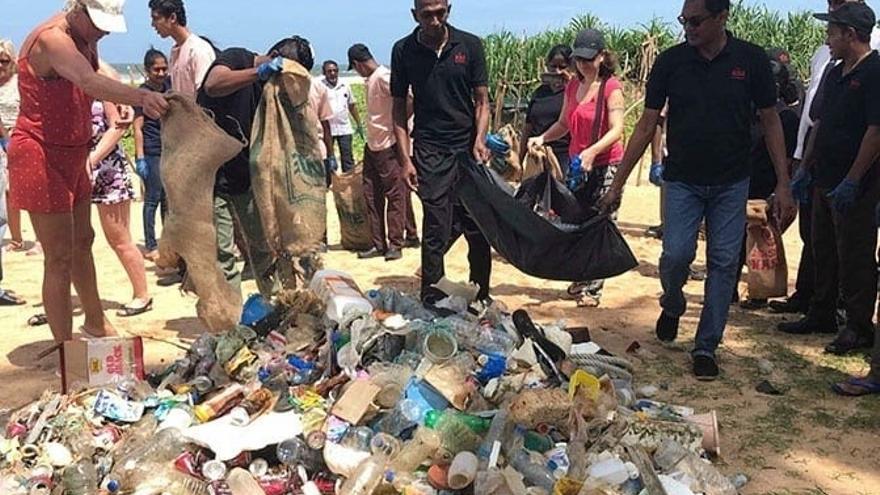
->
[309, 270, 374, 324]
[588, 458, 629, 486]
[448, 451, 478, 489]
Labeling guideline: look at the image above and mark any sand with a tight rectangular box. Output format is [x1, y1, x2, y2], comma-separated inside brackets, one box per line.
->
[0, 182, 878, 494]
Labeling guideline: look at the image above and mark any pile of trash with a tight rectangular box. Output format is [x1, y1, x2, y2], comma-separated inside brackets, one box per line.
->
[0, 270, 746, 495]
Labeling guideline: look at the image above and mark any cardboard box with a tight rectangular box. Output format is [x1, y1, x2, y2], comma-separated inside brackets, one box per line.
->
[61, 337, 145, 393]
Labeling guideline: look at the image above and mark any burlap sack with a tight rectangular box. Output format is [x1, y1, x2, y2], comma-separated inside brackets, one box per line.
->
[330, 164, 372, 251]
[250, 59, 327, 262]
[745, 199, 788, 299]
[521, 145, 563, 183]
[158, 94, 245, 333]
[488, 124, 522, 182]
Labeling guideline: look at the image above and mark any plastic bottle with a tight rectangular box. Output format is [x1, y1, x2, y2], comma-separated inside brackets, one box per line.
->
[366, 288, 435, 320]
[228, 388, 275, 426]
[509, 450, 556, 491]
[227, 467, 267, 495]
[106, 427, 186, 490]
[425, 410, 491, 434]
[425, 411, 483, 456]
[588, 458, 629, 486]
[477, 408, 509, 469]
[447, 317, 517, 355]
[309, 270, 374, 323]
[277, 437, 323, 473]
[377, 399, 424, 436]
[475, 353, 507, 383]
[61, 460, 97, 495]
[566, 156, 585, 191]
[388, 427, 441, 474]
[193, 383, 245, 423]
[338, 454, 388, 495]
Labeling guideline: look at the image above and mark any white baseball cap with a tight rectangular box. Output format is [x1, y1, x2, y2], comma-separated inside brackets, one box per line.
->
[82, 0, 128, 33]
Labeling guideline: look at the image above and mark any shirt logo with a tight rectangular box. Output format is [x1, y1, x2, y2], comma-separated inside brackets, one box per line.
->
[454, 52, 467, 65]
[730, 67, 747, 80]
[850, 79, 862, 90]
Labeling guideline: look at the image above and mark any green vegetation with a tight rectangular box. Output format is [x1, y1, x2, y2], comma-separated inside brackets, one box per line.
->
[483, 1, 825, 121]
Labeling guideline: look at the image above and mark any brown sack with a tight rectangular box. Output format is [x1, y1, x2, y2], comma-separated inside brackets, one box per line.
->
[158, 94, 245, 332]
[250, 60, 327, 265]
[521, 145, 563, 183]
[330, 164, 373, 251]
[745, 199, 788, 300]
[488, 124, 523, 182]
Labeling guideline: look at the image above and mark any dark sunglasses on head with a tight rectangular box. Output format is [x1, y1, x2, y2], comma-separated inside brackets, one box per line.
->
[677, 13, 715, 28]
[0, 59, 11, 66]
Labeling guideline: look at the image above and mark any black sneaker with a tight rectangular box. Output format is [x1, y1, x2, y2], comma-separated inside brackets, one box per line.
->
[693, 355, 720, 381]
[645, 225, 663, 239]
[768, 296, 809, 314]
[777, 317, 838, 335]
[384, 249, 403, 261]
[357, 248, 384, 259]
[655, 312, 680, 343]
[404, 237, 421, 249]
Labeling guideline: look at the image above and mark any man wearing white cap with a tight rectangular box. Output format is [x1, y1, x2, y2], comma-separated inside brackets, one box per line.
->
[7, 0, 167, 345]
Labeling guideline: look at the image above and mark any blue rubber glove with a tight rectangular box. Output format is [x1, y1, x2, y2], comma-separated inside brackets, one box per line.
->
[135, 158, 148, 180]
[324, 156, 338, 174]
[0, 137, 8, 152]
[257, 57, 284, 82]
[649, 162, 664, 186]
[790, 166, 812, 204]
[827, 178, 859, 213]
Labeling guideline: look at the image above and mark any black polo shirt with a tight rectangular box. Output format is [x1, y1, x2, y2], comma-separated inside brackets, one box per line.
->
[645, 34, 777, 186]
[813, 50, 880, 189]
[391, 25, 488, 152]
[196, 48, 262, 196]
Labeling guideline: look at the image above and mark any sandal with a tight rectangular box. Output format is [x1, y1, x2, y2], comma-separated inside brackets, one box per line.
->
[832, 377, 880, 397]
[0, 291, 26, 306]
[577, 294, 601, 308]
[116, 298, 153, 317]
[566, 282, 590, 299]
[28, 313, 49, 327]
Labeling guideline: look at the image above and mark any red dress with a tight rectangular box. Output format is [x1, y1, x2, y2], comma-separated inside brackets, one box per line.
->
[7, 26, 95, 214]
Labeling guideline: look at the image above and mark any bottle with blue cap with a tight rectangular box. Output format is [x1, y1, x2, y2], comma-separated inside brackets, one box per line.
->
[567, 156, 587, 191]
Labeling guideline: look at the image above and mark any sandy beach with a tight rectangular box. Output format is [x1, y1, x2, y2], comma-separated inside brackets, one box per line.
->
[0, 180, 877, 494]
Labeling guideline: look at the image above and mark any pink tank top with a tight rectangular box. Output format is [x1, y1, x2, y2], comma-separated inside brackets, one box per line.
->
[566, 77, 624, 165]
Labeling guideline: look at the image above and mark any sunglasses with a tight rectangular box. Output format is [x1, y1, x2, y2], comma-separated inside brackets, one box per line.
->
[677, 13, 716, 28]
[0, 59, 11, 66]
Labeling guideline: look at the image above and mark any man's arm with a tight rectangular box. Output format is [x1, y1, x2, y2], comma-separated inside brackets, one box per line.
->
[40, 30, 167, 118]
[203, 62, 263, 99]
[133, 115, 145, 159]
[472, 85, 491, 162]
[393, 96, 417, 190]
[349, 102, 362, 131]
[321, 120, 334, 159]
[758, 107, 797, 226]
[846, 126, 880, 182]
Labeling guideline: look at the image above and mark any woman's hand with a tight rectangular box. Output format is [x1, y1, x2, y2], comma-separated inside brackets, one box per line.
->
[115, 105, 134, 129]
[579, 147, 598, 172]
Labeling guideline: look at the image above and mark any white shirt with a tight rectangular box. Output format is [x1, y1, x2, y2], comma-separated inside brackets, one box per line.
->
[0, 75, 19, 128]
[321, 77, 355, 137]
[170, 33, 216, 97]
[795, 27, 880, 159]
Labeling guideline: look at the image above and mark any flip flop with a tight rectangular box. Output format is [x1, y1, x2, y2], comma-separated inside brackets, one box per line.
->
[78, 326, 118, 340]
[28, 313, 49, 327]
[832, 377, 880, 397]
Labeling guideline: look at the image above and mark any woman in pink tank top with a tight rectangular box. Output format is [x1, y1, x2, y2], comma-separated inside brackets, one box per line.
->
[8, 1, 167, 345]
[528, 29, 626, 308]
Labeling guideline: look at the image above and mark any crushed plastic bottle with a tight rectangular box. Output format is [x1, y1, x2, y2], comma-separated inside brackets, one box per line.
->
[477, 408, 509, 469]
[509, 450, 556, 491]
[338, 454, 388, 495]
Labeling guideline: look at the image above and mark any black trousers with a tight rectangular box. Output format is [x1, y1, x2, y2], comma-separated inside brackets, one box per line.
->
[793, 197, 815, 302]
[414, 144, 491, 302]
[809, 177, 879, 333]
[334, 134, 355, 173]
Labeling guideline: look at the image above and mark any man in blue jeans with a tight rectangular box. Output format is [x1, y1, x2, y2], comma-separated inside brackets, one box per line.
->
[600, 0, 797, 380]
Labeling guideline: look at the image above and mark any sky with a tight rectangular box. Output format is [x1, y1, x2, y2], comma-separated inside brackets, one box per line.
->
[1, 0, 820, 65]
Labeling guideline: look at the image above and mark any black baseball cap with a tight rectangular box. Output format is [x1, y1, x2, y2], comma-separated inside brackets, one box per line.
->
[347, 43, 373, 70]
[814, 2, 876, 36]
[572, 29, 605, 60]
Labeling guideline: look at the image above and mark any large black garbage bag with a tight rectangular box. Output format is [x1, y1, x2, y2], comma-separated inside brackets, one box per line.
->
[456, 153, 638, 281]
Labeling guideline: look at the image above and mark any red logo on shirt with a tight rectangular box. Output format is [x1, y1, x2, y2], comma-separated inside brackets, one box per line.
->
[730, 67, 747, 80]
[454, 52, 467, 65]
[850, 79, 862, 90]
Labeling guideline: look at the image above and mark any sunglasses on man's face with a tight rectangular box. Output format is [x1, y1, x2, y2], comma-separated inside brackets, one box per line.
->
[677, 13, 716, 28]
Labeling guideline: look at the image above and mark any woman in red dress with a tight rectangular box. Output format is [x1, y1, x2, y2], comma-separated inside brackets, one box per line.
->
[8, 0, 167, 343]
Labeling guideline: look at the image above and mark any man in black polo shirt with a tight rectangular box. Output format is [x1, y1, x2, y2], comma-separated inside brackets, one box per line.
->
[197, 36, 315, 297]
[599, 0, 797, 380]
[391, 0, 492, 306]
[779, 2, 880, 358]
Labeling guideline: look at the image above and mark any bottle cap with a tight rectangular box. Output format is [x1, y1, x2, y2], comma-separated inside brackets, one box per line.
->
[424, 410, 441, 429]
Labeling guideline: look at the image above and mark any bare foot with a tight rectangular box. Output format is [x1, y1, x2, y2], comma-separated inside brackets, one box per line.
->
[80, 316, 118, 338]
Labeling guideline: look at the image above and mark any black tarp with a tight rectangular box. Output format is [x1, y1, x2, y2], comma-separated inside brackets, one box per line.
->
[456, 153, 638, 282]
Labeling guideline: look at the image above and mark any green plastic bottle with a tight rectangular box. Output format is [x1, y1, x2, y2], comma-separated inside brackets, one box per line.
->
[424, 410, 491, 434]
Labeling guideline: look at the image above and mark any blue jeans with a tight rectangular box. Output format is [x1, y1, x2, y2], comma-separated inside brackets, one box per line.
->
[660, 178, 749, 358]
[142, 155, 166, 252]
